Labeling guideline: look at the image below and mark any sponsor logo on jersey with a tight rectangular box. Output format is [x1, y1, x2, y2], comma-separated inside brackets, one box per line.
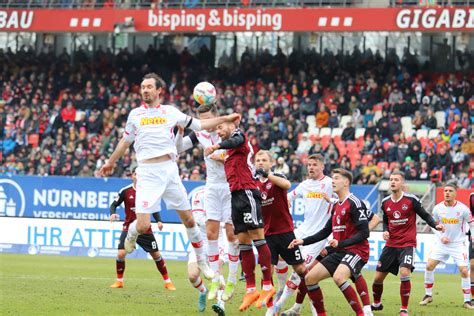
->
[140, 117, 168, 125]
[441, 217, 459, 224]
[306, 192, 324, 199]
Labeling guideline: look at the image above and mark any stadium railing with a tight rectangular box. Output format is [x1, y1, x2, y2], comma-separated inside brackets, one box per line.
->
[2, 0, 471, 9]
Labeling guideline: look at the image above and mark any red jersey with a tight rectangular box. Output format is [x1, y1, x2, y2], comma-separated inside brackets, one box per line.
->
[111, 184, 153, 233]
[470, 193, 474, 215]
[381, 192, 437, 248]
[304, 193, 370, 262]
[220, 129, 257, 192]
[256, 173, 294, 236]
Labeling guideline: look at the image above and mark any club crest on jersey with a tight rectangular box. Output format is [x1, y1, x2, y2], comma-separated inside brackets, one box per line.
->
[402, 204, 408, 210]
[394, 211, 401, 219]
[341, 209, 346, 215]
[261, 192, 268, 200]
[266, 183, 272, 190]
[140, 117, 167, 125]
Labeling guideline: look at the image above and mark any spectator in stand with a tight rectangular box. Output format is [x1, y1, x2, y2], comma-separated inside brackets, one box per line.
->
[296, 133, 312, 154]
[274, 157, 290, 177]
[315, 103, 329, 128]
[341, 120, 355, 141]
[328, 109, 339, 128]
[372, 140, 386, 163]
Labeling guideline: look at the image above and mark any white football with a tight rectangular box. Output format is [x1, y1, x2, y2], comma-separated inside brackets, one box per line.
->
[193, 82, 217, 106]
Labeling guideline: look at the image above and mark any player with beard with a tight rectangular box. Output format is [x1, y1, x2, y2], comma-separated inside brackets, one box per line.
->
[100, 73, 239, 281]
[205, 121, 275, 311]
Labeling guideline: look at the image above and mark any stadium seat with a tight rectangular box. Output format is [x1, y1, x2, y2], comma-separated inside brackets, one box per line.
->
[339, 115, 352, 128]
[401, 116, 412, 129]
[403, 128, 415, 139]
[248, 108, 257, 120]
[389, 162, 400, 170]
[377, 161, 389, 170]
[308, 126, 319, 136]
[321, 135, 331, 149]
[362, 154, 373, 165]
[416, 129, 428, 140]
[355, 128, 365, 140]
[28, 134, 39, 148]
[428, 129, 439, 139]
[435, 111, 445, 128]
[319, 127, 332, 137]
[306, 115, 316, 126]
[373, 111, 382, 123]
[331, 128, 343, 138]
[338, 146, 347, 157]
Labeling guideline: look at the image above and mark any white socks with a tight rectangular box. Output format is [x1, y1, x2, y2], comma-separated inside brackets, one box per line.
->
[186, 226, 205, 261]
[228, 240, 240, 284]
[208, 240, 220, 282]
[275, 260, 289, 291]
[277, 272, 301, 306]
[462, 277, 470, 302]
[192, 276, 206, 293]
[424, 269, 434, 296]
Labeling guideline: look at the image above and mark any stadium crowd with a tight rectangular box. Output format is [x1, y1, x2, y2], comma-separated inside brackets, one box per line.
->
[0, 44, 473, 188]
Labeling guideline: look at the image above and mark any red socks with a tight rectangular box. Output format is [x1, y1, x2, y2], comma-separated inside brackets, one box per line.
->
[254, 239, 273, 282]
[239, 244, 256, 289]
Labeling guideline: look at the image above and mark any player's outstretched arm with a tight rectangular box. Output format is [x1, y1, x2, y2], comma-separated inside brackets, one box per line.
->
[302, 217, 333, 246]
[200, 113, 241, 131]
[99, 138, 132, 176]
[109, 190, 125, 222]
[413, 198, 444, 232]
[175, 126, 197, 154]
[205, 131, 244, 155]
[268, 172, 291, 190]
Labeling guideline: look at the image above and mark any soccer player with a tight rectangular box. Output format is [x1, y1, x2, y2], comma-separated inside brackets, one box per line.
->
[99, 73, 239, 280]
[187, 187, 227, 315]
[310, 202, 381, 316]
[277, 154, 333, 314]
[205, 121, 275, 311]
[254, 150, 307, 316]
[288, 168, 370, 316]
[109, 168, 175, 290]
[419, 181, 474, 309]
[175, 103, 240, 302]
[371, 171, 444, 316]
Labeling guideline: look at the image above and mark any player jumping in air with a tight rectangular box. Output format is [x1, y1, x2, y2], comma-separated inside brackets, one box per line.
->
[371, 171, 444, 316]
[187, 187, 228, 315]
[289, 168, 371, 316]
[109, 168, 175, 290]
[277, 154, 333, 315]
[99, 73, 239, 280]
[254, 150, 308, 316]
[205, 121, 275, 311]
[175, 104, 240, 302]
[470, 192, 474, 304]
[419, 181, 474, 309]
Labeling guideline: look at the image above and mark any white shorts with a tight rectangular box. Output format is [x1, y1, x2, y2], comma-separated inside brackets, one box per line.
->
[136, 160, 190, 214]
[205, 182, 232, 224]
[295, 228, 327, 266]
[428, 241, 469, 267]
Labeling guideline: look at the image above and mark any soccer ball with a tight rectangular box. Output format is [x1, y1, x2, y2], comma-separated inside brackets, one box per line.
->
[193, 82, 217, 105]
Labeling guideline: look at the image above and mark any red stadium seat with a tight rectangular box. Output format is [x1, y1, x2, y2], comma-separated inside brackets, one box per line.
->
[389, 162, 399, 170]
[28, 134, 39, 148]
[383, 142, 391, 151]
[321, 136, 330, 149]
[362, 155, 373, 165]
[377, 161, 389, 170]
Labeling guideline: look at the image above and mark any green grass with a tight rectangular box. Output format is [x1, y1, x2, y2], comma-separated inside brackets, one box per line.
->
[0, 253, 467, 315]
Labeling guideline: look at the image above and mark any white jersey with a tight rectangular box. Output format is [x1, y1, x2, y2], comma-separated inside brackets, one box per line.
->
[175, 129, 227, 183]
[191, 187, 208, 246]
[288, 175, 333, 239]
[433, 200, 472, 244]
[123, 104, 201, 164]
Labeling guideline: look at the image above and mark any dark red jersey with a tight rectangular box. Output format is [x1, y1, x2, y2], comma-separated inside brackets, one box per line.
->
[381, 192, 437, 248]
[220, 129, 257, 192]
[470, 193, 474, 215]
[304, 193, 370, 262]
[110, 184, 153, 233]
[256, 173, 294, 236]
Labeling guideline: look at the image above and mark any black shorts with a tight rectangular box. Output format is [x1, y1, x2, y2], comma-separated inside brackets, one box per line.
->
[319, 250, 366, 279]
[231, 189, 264, 235]
[376, 246, 415, 275]
[118, 231, 159, 253]
[316, 246, 336, 262]
[266, 231, 305, 266]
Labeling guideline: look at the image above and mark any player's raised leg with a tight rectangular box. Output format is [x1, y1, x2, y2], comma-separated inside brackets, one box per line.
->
[188, 261, 208, 312]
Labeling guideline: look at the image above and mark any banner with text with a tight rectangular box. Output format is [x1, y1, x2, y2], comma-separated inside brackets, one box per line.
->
[0, 175, 377, 224]
[0, 8, 472, 32]
[0, 217, 461, 274]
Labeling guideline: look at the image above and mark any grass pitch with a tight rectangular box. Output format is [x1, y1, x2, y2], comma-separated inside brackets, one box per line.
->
[0, 253, 467, 315]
